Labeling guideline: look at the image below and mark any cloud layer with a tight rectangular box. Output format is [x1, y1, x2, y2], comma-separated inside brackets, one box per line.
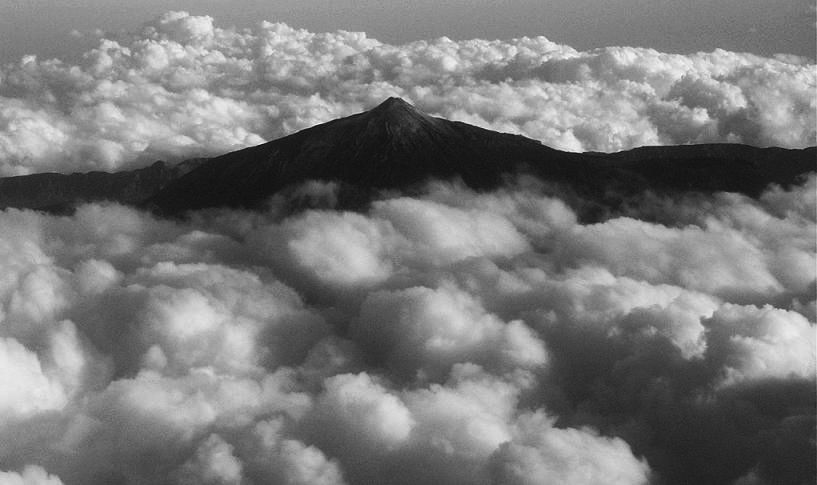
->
[0, 172, 813, 484]
[0, 11, 814, 175]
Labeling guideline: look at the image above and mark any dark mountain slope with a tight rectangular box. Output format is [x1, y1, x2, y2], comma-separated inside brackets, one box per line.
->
[0, 98, 813, 215]
[145, 97, 563, 213]
[0, 159, 205, 213]
[596, 144, 815, 196]
[145, 97, 815, 214]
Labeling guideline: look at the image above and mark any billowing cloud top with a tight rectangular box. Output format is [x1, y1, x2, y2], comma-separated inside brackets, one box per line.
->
[0, 11, 815, 176]
[0, 172, 814, 484]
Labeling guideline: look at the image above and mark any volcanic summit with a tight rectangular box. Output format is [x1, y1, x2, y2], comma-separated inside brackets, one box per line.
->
[0, 97, 813, 215]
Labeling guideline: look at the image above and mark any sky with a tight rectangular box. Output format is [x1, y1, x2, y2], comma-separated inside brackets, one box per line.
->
[1, 0, 815, 64]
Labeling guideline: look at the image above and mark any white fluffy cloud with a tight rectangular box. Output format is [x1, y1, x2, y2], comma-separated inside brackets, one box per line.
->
[0, 11, 813, 175]
[252, 211, 395, 290]
[0, 466, 64, 485]
[355, 284, 546, 380]
[178, 434, 243, 485]
[0, 173, 812, 484]
[0, 336, 69, 419]
[489, 412, 650, 485]
[705, 304, 816, 385]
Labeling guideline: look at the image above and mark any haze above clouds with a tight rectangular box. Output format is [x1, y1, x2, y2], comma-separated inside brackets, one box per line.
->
[2, 0, 814, 62]
[0, 11, 814, 175]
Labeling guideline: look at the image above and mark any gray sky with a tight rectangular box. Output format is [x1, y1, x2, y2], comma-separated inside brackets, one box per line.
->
[1, 0, 815, 64]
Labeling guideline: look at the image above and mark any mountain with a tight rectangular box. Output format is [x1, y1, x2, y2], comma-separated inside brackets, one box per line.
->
[145, 97, 561, 213]
[0, 159, 205, 213]
[0, 98, 814, 214]
[143, 97, 816, 214]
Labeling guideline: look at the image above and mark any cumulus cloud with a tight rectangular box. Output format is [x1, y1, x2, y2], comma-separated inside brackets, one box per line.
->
[0, 171, 812, 484]
[705, 304, 816, 385]
[0, 11, 814, 175]
[489, 412, 650, 485]
[354, 284, 546, 380]
[0, 336, 69, 419]
[177, 434, 244, 485]
[0, 466, 64, 485]
[305, 372, 415, 463]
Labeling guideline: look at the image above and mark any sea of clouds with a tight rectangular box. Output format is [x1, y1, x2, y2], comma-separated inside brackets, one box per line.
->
[0, 10, 815, 485]
[0, 171, 814, 484]
[0, 11, 815, 176]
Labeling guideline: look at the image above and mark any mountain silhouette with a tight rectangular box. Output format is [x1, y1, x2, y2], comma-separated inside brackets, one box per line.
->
[145, 97, 560, 213]
[0, 97, 813, 214]
[0, 159, 204, 213]
[146, 97, 815, 214]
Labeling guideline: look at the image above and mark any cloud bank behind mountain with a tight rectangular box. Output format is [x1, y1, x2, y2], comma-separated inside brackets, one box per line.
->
[0, 11, 814, 176]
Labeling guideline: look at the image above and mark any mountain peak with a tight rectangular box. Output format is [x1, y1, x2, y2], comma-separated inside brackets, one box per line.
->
[371, 96, 417, 114]
[362, 97, 446, 137]
[139, 100, 816, 215]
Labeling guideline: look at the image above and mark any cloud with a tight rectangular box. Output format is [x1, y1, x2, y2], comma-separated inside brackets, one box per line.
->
[0, 336, 69, 419]
[371, 197, 531, 266]
[251, 211, 395, 291]
[0, 178, 811, 483]
[0, 11, 813, 176]
[307, 372, 415, 454]
[0, 466, 64, 485]
[354, 284, 546, 380]
[177, 434, 243, 485]
[489, 412, 651, 485]
[705, 304, 816, 385]
[242, 419, 347, 485]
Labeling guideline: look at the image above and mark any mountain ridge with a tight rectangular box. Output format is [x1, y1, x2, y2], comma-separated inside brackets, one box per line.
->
[144, 97, 815, 214]
[0, 97, 813, 215]
[0, 158, 205, 213]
